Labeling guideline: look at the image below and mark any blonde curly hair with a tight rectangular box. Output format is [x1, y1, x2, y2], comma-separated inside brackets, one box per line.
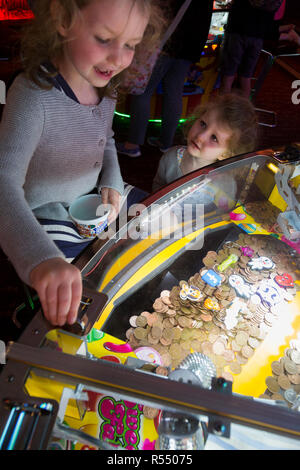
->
[21, 0, 167, 97]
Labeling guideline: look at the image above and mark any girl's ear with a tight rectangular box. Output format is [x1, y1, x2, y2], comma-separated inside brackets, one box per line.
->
[50, 0, 68, 37]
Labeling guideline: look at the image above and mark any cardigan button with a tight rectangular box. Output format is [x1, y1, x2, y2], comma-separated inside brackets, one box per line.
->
[92, 108, 101, 117]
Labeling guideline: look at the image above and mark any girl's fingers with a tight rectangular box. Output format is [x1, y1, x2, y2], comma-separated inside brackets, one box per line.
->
[101, 188, 109, 205]
[56, 282, 72, 326]
[36, 283, 48, 322]
[108, 205, 117, 223]
[67, 277, 83, 325]
[42, 279, 81, 326]
[29, 259, 83, 326]
[45, 282, 59, 325]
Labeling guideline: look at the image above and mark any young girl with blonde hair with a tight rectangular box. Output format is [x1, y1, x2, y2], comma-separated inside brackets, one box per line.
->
[153, 93, 258, 191]
[0, 0, 164, 327]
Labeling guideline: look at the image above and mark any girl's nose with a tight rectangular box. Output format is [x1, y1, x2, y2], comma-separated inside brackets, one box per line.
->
[194, 133, 205, 146]
[195, 127, 210, 145]
[108, 46, 123, 68]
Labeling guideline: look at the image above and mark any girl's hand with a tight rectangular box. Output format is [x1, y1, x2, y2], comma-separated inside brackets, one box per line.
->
[30, 258, 82, 326]
[279, 24, 295, 34]
[101, 187, 121, 223]
[280, 28, 300, 46]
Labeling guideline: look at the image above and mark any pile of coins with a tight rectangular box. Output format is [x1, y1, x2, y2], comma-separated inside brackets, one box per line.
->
[126, 233, 299, 382]
[244, 201, 282, 232]
[260, 344, 300, 408]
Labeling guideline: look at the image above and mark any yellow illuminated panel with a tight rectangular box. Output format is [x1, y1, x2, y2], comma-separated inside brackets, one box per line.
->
[98, 238, 159, 292]
[269, 184, 288, 212]
[230, 293, 300, 396]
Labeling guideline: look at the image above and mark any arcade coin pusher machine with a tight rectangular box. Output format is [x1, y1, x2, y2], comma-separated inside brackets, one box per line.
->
[1, 145, 300, 450]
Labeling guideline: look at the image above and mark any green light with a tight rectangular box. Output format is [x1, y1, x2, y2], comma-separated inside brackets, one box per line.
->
[114, 110, 186, 124]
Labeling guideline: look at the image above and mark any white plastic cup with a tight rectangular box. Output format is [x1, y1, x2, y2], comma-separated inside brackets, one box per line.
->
[69, 194, 109, 239]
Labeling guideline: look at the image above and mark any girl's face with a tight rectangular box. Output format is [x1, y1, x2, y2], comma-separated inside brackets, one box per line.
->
[57, 0, 149, 90]
[187, 109, 233, 163]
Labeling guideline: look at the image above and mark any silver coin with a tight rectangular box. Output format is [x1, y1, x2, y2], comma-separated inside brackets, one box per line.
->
[290, 339, 300, 352]
[291, 395, 300, 411]
[129, 315, 138, 327]
[290, 350, 300, 365]
[284, 388, 297, 404]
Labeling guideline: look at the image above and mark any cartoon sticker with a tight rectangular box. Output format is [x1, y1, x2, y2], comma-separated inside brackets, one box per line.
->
[240, 246, 254, 257]
[179, 282, 203, 302]
[274, 273, 294, 288]
[224, 298, 248, 331]
[256, 280, 283, 306]
[248, 256, 275, 271]
[204, 298, 220, 311]
[217, 254, 238, 272]
[229, 274, 254, 299]
[201, 269, 222, 287]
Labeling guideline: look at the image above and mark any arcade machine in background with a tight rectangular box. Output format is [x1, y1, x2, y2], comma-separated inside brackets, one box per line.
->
[0, 0, 33, 20]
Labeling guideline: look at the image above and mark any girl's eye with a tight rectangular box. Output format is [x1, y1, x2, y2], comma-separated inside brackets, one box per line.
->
[96, 36, 110, 45]
[125, 44, 136, 51]
[211, 134, 218, 143]
[95, 36, 136, 51]
[199, 120, 206, 128]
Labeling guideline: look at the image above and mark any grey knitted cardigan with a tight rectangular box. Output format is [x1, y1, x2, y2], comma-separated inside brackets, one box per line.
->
[0, 74, 124, 285]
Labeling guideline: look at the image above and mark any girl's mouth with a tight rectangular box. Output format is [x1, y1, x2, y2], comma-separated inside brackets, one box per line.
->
[94, 67, 114, 80]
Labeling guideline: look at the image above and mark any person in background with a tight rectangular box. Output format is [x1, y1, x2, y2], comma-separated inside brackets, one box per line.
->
[220, 0, 284, 97]
[152, 93, 258, 191]
[116, 0, 214, 158]
[0, 0, 164, 326]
